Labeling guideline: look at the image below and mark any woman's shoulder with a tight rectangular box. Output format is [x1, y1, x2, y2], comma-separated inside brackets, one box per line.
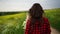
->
[43, 17, 49, 22]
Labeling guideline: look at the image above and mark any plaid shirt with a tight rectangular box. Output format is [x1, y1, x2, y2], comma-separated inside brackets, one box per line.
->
[25, 17, 51, 34]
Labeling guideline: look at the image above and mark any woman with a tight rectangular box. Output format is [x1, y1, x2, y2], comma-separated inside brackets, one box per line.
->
[25, 3, 51, 34]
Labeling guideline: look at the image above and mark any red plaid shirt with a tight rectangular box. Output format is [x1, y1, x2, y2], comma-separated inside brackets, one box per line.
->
[25, 17, 51, 34]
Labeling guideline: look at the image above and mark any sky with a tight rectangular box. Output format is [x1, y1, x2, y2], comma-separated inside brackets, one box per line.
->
[0, 0, 60, 11]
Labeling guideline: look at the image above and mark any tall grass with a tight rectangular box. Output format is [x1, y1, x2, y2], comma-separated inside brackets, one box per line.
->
[0, 13, 26, 34]
[0, 8, 60, 34]
[45, 8, 60, 32]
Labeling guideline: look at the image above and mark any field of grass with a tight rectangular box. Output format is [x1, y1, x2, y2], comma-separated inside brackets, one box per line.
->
[0, 8, 60, 34]
[0, 12, 26, 34]
[45, 8, 60, 32]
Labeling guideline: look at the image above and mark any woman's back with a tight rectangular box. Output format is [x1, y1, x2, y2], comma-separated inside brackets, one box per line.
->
[25, 17, 51, 34]
[25, 3, 51, 34]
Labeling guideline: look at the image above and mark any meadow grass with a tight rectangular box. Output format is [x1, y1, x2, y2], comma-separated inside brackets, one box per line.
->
[45, 8, 60, 32]
[0, 12, 26, 34]
[0, 8, 60, 34]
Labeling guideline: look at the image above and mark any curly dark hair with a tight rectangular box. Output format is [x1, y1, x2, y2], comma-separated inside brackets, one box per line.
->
[28, 3, 44, 27]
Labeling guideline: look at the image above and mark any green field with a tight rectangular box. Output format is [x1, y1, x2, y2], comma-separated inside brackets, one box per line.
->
[45, 8, 60, 32]
[0, 8, 60, 34]
[0, 13, 26, 34]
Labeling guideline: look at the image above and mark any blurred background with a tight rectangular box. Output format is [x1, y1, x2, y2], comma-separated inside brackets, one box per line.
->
[0, 0, 60, 34]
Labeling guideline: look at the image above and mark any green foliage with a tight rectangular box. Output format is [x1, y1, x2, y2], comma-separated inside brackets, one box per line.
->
[0, 8, 60, 34]
[45, 8, 60, 31]
[0, 12, 26, 34]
